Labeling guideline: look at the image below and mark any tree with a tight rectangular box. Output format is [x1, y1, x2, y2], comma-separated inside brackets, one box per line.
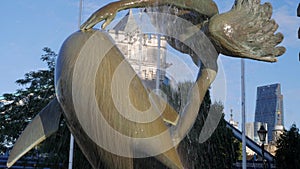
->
[275, 124, 300, 169]
[0, 47, 56, 154]
[161, 81, 194, 113]
[0, 48, 91, 168]
[160, 82, 240, 169]
[178, 95, 240, 169]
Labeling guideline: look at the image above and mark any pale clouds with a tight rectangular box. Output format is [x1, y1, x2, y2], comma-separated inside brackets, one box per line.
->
[273, 5, 300, 48]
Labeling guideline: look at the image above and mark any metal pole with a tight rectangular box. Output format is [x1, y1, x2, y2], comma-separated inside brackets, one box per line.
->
[241, 59, 246, 169]
[69, 1, 83, 169]
[68, 135, 75, 169]
[78, 0, 83, 28]
[262, 143, 266, 169]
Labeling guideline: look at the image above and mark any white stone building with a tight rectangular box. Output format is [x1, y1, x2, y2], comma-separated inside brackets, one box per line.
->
[108, 10, 169, 89]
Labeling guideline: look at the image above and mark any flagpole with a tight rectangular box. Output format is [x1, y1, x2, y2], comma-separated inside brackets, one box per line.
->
[69, 1, 83, 169]
[241, 59, 246, 169]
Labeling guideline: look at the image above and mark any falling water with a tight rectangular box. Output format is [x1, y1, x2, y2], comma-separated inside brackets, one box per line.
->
[98, 2, 239, 168]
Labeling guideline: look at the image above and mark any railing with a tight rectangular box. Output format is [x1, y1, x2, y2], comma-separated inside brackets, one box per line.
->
[0, 155, 62, 169]
[226, 121, 275, 162]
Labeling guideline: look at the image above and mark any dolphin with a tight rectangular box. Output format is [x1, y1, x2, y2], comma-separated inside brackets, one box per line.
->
[7, 0, 284, 166]
[7, 29, 217, 169]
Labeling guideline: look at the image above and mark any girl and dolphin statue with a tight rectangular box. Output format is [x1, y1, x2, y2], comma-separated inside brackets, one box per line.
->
[7, 0, 285, 168]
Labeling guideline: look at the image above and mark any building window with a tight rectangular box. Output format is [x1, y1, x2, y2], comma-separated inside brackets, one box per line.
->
[143, 70, 147, 79]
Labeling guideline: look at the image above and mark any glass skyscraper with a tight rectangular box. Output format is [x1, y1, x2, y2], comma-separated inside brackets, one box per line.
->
[254, 83, 284, 143]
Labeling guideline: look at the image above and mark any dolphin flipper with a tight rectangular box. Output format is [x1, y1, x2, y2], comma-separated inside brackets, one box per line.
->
[7, 98, 63, 168]
[155, 147, 184, 169]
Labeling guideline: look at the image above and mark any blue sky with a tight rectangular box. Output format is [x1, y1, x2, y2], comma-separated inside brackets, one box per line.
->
[0, 0, 299, 129]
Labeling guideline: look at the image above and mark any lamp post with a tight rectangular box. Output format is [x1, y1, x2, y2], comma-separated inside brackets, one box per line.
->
[257, 125, 267, 169]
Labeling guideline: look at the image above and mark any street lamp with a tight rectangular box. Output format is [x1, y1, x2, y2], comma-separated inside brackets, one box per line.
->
[257, 125, 267, 169]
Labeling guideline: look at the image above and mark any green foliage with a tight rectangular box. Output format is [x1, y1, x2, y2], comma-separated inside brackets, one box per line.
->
[160, 82, 240, 169]
[178, 94, 240, 169]
[161, 81, 194, 113]
[275, 124, 300, 169]
[0, 47, 56, 153]
[0, 48, 91, 168]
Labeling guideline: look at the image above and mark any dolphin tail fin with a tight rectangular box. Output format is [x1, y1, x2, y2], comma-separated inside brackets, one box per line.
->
[156, 147, 184, 169]
[7, 98, 63, 168]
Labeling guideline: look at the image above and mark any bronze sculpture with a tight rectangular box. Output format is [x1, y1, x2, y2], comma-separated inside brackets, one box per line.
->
[7, 0, 285, 169]
[81, 0, 285, 62]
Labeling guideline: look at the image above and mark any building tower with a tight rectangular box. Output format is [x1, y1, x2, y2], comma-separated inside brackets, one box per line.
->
[254, 83, 284, 143]
[108, 9, 168, 90]
[229, 109, 239, 129]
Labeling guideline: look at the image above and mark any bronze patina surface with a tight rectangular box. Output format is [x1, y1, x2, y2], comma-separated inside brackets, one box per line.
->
[8, 0, 285, 169]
